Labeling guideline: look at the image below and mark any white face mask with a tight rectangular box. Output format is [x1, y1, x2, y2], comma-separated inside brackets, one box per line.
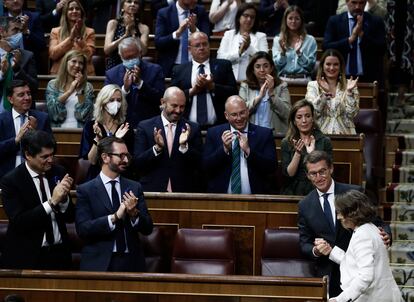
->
[105, 101, 121, 116]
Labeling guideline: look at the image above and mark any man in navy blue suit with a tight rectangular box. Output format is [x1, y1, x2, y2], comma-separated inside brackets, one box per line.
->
[323, 0, 386, 82]
[203, 95, 277, 194]
[3, 0, 47, 72]
[105, 37, 165, 129]
[0, 80, 52, 178]
[298, 150, 391, 298]
[171, 32, 238, 128]
[76, 136, 153, 272]
[133, 86, 203, 193]
[155, 0, 210, 77]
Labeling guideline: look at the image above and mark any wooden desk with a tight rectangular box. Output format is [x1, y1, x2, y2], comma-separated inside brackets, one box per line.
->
[0, 270, 328, 302]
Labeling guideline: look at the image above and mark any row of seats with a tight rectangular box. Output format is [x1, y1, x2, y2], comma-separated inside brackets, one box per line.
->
[0, 220, 314, 277]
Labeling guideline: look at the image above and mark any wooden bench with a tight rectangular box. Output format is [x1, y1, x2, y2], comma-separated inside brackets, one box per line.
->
[0, 270, 328, 302]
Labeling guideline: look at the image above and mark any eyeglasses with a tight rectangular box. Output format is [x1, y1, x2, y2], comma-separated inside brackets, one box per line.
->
[307, 168, 329, 179]
[108, 152, 132, 161]
[241, 13, 255, 19]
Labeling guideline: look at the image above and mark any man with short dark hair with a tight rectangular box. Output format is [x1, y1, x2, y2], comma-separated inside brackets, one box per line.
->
[0, 130, 74, 269]
[203, 95, 277, 194]
[0, 80, 52, 178]
[76, 136, 153, 272]
[298, 150, 391, 298]
[105, 37, 165, 128]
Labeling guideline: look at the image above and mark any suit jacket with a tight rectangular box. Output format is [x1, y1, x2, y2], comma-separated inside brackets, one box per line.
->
[13, 49, 39, 96]
[75, 175, 153, 271]
[154, 3, 210, 77]
[49, 26, 96, 75]
[171, 59, 238, 124]
[323, 11, 386, 82]
[298, 182, 390, 297]
[104, 61, 165, 128]
[330, 223, 402, 302]
[35, 0, 61, 32]
[203, 123, 277, 194]
[0, 109, 52, 178]
[134, 116, 203, 192]
[0, 164, 75, 269]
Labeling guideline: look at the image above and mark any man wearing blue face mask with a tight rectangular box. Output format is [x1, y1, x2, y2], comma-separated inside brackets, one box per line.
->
[0, 17, 39, 113]
[105, 37, 165, 129]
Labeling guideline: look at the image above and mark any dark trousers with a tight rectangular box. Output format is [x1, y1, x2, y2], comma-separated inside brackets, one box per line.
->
[38, 244, 72, 270]
[108, 252, 144, 272]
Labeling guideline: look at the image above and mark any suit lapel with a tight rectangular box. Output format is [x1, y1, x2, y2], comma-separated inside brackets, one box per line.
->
[171, 5, 179, 30]
[5, 112, 17, 137]
[94, 176, 113, 212]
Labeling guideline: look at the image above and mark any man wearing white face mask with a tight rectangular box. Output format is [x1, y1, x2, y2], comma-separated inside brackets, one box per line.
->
[0, 17, 39, 113]
[105, 37, 165, 129]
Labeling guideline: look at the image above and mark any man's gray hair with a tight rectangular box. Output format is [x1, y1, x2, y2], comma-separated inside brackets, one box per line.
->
[118, 37, 142, 58]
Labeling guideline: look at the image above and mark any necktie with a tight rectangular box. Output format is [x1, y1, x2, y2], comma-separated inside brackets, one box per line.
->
[349, 17, 358, 76]
[37, 175, 55, 245]
[166, 123, 174, 192]
[19, 114, 26, 162]
[110, 180, 126, 253]
[197, 64, 208, 125]
[323, 193, 335, 231]
[181, 10, 189, 63]
[230, 136, 241, 194]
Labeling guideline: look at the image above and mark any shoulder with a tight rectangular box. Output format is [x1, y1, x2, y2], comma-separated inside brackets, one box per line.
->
[158, 4, 174, 15]
[207, 123, 228, 135]
[304, 34, 316, 43]
[85, 27, 95, 35]
[307, 81, 318, 88]
[195, 4, 207, 13]
[142, 60, 163, 73]
[298, 190, 317, 209]
[250, 123, 272, 136]
[223, 29, 236, 39]
[30, 109, 48, 120]
[107, 19, 118, 29]
[277, 81, 288, 89]
[106, 64, 124, 75]
[172, 62, 190, 73]
[139, 116, 160, 128]
[50, 27, 61, 34]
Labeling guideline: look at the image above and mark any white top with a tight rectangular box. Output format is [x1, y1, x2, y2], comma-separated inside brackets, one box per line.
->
[60, 92, 78, 128]
[217, 29, 268, 81]
[209, 0, 252, 32]
[189, 59, 217, 125]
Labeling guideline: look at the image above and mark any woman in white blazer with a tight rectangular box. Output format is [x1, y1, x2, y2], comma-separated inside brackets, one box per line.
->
[216, 3, 268, 81]
[325, 190, 402, 302]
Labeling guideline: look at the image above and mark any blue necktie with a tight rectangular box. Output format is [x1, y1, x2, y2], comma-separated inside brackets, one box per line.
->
[110, 180, 126, 253]
[230, 136, 241, 194]
[349, 17, 358, 76]
[323, 193, 335, 231]
[180, 10, 189, 63]
[197, 64, 208, 125]
[19, 114, 26, 163]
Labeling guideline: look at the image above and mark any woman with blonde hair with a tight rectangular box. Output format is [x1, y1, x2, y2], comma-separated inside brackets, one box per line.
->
[272, 5, 317, 81]
[49, 0, 95, 75]
[104, 0, 149, 70]
[79, 84, 134, 181]
[281, 99, 332, 195]
[306, 49, 359, 135]
[46, 50, 94, 128]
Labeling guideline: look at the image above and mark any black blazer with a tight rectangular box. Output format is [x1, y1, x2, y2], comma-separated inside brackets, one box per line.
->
[171, 59, 238, 124]
[0, 164, 74, 269]
[133, 116, 203, 192]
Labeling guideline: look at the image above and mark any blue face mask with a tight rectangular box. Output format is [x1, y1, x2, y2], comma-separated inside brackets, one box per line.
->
[6, 32, 23, 50]
[122, 58, 140, 70]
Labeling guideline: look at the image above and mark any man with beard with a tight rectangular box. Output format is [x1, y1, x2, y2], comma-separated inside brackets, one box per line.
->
[133, 86, 203, 192]
[76, 136, 153, 272]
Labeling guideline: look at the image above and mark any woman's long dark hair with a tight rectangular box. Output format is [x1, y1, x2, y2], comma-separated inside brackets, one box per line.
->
[245, 51, 281, 90]
[235, 3, 259, 34]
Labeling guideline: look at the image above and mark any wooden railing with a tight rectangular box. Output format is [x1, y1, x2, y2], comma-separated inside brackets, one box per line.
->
[0, 270, 328, 302]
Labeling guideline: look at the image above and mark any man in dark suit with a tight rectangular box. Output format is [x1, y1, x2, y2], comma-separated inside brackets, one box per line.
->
[35, 0, 68, 32]
[0, 130, 74, 269]
[323, 0, 386, 82]
[134, 86, 203, 192]
[171, 32, 238, 127]
[105, 37, 165, 129]
[3, 0, 46, 72]
[203, 95, 277, 194]
[298, 150, 391, 298]
[155, 0, 210, 77]
[0, 80, 52, 178]
[76, 136, 153, 272]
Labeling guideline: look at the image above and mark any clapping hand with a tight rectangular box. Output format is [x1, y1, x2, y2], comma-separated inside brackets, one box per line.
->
[153, 127, 165, 150]
[294, 36, 303, 54]
[292, 138, 305, 154]
[236, 131, 250, 155]
[221, 130, 233, 153]
[122, 191, 139, 218]
[239, 32, 251, 54]
[346, 76, 358, 93]
[179, 123, 191, 145]
[51, 174, 73, 205]
[115, 123, 130, 139]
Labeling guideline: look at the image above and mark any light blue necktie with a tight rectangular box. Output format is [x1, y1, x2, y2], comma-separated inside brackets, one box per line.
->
[19, 114, 26, 163]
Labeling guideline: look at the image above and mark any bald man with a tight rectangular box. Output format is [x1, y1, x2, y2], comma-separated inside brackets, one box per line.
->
[203, 96, 277, 194]
[133, 86, 203, 192]
[171, 32, 237, 128]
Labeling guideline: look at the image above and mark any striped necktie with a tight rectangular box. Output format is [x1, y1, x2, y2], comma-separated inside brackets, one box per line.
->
[230, 136, 241, 194]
